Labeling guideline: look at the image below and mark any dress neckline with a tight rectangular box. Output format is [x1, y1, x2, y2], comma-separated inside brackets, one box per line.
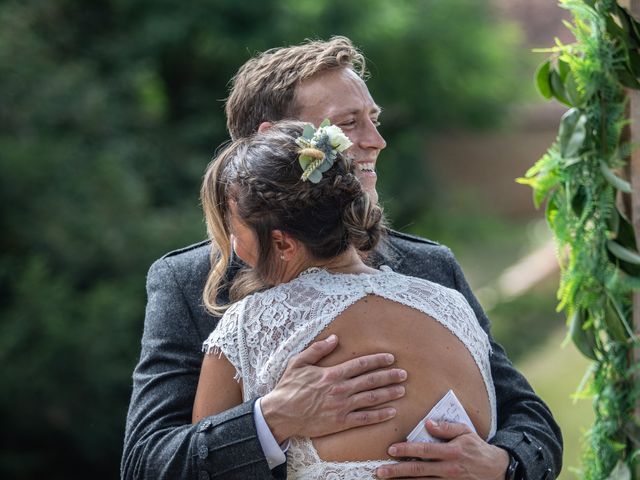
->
[297, 265, 392, 278]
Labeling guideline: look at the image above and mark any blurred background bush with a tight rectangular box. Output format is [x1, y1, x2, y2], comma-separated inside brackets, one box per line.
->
[0, 0, 590, 478]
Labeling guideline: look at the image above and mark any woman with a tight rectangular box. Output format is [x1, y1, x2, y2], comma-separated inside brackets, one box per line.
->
[193, 121, 495, 478]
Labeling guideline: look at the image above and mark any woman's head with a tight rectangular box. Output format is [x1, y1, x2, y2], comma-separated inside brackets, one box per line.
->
[201, 120, 385, 312]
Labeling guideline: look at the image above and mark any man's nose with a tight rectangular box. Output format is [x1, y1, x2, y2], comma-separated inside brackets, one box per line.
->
[361, 119, 386, 151]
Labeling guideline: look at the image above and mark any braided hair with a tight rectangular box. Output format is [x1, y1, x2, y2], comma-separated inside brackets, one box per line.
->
[201, 120, 386, 314]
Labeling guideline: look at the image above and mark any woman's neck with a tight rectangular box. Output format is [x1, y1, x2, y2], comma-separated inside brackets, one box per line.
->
[284, 247, 377, 281]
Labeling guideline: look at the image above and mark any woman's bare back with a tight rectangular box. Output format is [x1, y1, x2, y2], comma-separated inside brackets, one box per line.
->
[311, 295, 492, 461]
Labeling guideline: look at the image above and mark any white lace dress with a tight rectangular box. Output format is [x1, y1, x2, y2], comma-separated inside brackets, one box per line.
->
[203, 266, 496, 479]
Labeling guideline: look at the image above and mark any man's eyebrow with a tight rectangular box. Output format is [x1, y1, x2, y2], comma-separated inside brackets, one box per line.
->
[333, 106, 383, 117]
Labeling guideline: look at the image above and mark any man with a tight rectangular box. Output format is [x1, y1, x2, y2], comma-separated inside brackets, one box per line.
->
[122, 37, 562, 479]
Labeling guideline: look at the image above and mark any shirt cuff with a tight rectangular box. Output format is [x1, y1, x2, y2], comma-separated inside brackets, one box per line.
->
[254, 398, 288, 470]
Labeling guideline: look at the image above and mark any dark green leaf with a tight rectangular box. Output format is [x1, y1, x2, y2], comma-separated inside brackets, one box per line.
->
[571, 185, 587, 217]
[546, 192, 559, 226]
[606, 12, 627, 43]
[559, 108, 587, 158]
[616, 208, 637, 249]
[558, 59, 570, 81]
[609, 207, 639, 280]
[628, 50, 640, 78]
[569, 309, 598, 360]
[550, 69, 571, 106]
[564, 73, 583, 107]
[607, 240, 640, 265]
[622, 421, 640, 447]
[604, 295, 630, 342]
[535, 60, 553, 99]
[599, 160, 632, 193]
[615, 66, 640, 89]
[616, 5, 640, 48]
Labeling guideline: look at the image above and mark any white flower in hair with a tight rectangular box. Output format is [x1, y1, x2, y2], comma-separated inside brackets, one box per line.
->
[322, 125, 353, 152]
[296, 119, 352, 183]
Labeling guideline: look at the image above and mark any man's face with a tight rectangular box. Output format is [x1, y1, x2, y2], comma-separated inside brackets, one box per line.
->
[293, 68, 386, 204]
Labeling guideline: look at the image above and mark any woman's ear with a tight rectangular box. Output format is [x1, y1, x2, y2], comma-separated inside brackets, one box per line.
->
[258, 121, 273, 133]
[271, 230, 298, 261]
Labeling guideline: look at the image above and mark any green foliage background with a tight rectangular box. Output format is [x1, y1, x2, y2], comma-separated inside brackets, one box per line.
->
[0, 1, 527, 478]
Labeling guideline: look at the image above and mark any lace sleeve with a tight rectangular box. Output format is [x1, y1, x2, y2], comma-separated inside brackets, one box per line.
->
[202, 301, 245, 381]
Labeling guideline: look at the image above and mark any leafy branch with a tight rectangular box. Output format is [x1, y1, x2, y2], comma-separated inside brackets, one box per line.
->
[519, 1, 640, 478]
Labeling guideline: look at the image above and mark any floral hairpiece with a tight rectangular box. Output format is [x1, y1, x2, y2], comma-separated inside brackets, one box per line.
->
[295, 119, 352, 183]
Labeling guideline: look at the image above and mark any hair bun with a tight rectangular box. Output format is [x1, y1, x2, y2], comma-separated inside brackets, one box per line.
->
[343, 193, 384, 252]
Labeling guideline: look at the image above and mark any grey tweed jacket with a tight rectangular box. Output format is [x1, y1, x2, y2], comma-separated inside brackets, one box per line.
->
[121, 231, 562, 480]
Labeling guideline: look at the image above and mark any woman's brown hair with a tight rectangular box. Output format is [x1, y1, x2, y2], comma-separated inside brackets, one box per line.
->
[200, 121, 385, 315]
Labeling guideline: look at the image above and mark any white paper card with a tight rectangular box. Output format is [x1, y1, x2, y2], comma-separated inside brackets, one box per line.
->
[406, 389, 476, 443]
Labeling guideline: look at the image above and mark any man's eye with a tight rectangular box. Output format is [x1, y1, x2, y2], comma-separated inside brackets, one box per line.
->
[340, 120, 356, 128]
[371, 118, 381, 127]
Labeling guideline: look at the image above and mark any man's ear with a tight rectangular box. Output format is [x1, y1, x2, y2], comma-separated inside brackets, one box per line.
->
[271, 229, 297, 261]
[258, 122, 273, 133]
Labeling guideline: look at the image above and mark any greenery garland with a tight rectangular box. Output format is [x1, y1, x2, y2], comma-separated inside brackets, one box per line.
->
[519, 0, 640, 478]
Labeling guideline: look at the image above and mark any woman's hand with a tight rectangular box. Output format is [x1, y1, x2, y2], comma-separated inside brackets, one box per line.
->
[376, 420, 509, 480]
[260, 334, 407, 443]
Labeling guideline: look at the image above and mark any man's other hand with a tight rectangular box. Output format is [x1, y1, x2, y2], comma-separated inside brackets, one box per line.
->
[376, 420, 509, 479]
[261, 334, 407, 443]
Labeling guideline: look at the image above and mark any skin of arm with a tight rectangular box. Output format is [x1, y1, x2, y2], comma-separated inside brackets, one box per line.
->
[193, 353, 243, 424]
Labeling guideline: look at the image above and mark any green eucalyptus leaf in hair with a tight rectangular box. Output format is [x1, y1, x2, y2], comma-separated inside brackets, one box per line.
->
[317, 158, 333, 173]
[302, 124, 315, 139]
[299, 154, 313, 169]
[307, 169, 323, 183]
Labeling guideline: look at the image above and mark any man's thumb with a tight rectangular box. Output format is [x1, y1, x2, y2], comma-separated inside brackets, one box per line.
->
[425, 420, 472, 440]
[290, 334, 339, 367]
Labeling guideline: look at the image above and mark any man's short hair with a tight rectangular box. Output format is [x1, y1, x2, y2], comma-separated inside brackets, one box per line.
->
[225, 36, 366, 140]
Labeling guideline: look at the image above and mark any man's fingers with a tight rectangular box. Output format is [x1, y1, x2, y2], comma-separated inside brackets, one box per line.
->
[425, 419, 473, 440]
[385, 440, 457, 461]
[343, 406, 397, 429]
[337, 367, 406, 396]
[335, 352, 397, 379]
[348, 385, 406, 409]
[289, 334, 339, 367]
[376, 458, 462, 479]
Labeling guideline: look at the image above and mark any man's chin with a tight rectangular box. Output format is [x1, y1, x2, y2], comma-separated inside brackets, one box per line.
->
[358, 176, 379, 205]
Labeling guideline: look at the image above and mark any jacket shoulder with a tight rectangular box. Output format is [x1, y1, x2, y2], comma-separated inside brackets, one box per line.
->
[385, 230, 457, 285]
[387, 230, 447, 255]
[162, 239, 211, 259]
[388, 229, 440, 246]
[150, 240, 212, 291]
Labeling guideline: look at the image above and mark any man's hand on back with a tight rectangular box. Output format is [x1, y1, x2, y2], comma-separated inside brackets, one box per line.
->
[376, 420, 509, 480]
[260, 334, 407, 444]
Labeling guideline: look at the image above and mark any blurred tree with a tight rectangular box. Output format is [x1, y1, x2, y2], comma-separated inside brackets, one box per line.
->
[0, 0, 525, 478]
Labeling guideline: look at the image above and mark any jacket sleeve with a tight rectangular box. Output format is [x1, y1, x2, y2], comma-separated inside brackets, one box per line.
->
[445, 248, 563, 480]
[121, 257, 281, 480]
